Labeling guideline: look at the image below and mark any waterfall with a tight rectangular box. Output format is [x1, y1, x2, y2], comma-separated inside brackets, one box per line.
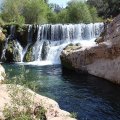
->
[27, 25, 33, 43]
[13, 41, 23, 62]
[1, 25, 16, 61]
[1, 23, 103, 64]
[1, 37, 9, 61]
[31, 23, 103, 65]
[1, 25, 33, 62]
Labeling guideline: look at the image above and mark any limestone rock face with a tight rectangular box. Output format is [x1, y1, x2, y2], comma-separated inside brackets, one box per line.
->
[61, 14, 120, 84]
[0, 84, 76, 120]
[0, 65, 6, 84]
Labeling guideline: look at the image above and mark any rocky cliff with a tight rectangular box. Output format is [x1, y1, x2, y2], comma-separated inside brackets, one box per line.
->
[61, 14, 120, 84]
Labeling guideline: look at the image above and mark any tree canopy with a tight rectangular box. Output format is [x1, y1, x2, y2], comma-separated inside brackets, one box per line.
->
[87, 0, 120, 18]
[48, 0, 101, 24]
[0, 0, 49, 24]
[0, 0, 119, 25]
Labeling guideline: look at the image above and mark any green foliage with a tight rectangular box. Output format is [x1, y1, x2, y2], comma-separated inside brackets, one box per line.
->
[87, 0, 120, 18]
[57, 9, 69, 23]
[0, 17, 5, 26]
[47, 11, 57, 23]
[1, 0, 25, 24]
[70, 112, 77, 118]
[3, 85, 46, 120]
[0, 0, 103, 24]
[24, 47, 33, 62]
[50, 0, 100, 24]
[22, 0, 48, 24]
[88, 6, 103, 22]
[0, 30, 5, 42]
[1, 0, 49, 24]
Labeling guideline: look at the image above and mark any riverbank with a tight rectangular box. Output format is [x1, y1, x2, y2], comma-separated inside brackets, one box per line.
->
[0, 65, 76, 120]
[61, 14, 120, 84]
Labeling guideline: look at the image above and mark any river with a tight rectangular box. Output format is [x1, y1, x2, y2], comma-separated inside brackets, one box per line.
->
[3, 63, 120, 120]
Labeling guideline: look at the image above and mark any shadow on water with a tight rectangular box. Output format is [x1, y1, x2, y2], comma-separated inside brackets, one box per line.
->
[62, 68, 120, 120]
[3, 64, 120, 120]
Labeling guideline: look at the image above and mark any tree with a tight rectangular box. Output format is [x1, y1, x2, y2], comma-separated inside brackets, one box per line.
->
[88, 6, 102, 22]
[47, 11, 57, 23]
[105, 0, 120, 18]
[22, 0, 48, 24]
[1, 0, 25, 24]
[57, 9, 69, 23]
[1, 0, 49, 24]
[87, 0, 120, 18]
[67, 1, 92, 23]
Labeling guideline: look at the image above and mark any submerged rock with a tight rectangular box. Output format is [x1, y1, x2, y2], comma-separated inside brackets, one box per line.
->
[61, 14, 120, 84]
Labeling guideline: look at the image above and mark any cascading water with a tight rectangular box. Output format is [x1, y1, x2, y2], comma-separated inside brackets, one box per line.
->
[1, 25, 15, 61]
[1, 25, 16, 61]
[1, 25, 24, 62]
[1, 25, 34, 62]
[1, 37, 9, 61]
[1, 23, 103, 64]
[13, 41, 23, 62]
[31, 23, 103, 65]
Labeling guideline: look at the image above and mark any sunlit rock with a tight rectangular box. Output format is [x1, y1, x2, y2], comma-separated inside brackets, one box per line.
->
[0, 84, 76, 120]
[61, 14, 120, 84]
[0, 65, 6, 84]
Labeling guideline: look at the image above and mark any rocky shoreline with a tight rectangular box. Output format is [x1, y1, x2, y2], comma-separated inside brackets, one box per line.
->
[0, 65, 76, 120]
[61, 14, 120, 84]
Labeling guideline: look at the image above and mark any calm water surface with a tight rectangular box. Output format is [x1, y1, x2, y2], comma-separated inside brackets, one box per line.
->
[3, 64, 120, 120]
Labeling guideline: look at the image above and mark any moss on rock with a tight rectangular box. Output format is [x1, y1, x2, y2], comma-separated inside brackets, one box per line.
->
[24, 46, 33, 62]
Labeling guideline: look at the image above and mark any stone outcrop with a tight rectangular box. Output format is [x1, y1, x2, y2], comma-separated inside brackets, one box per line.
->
[0, 84, 76, 120]
[61, 14, 120, 84]
[0, 65, 6, 84]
